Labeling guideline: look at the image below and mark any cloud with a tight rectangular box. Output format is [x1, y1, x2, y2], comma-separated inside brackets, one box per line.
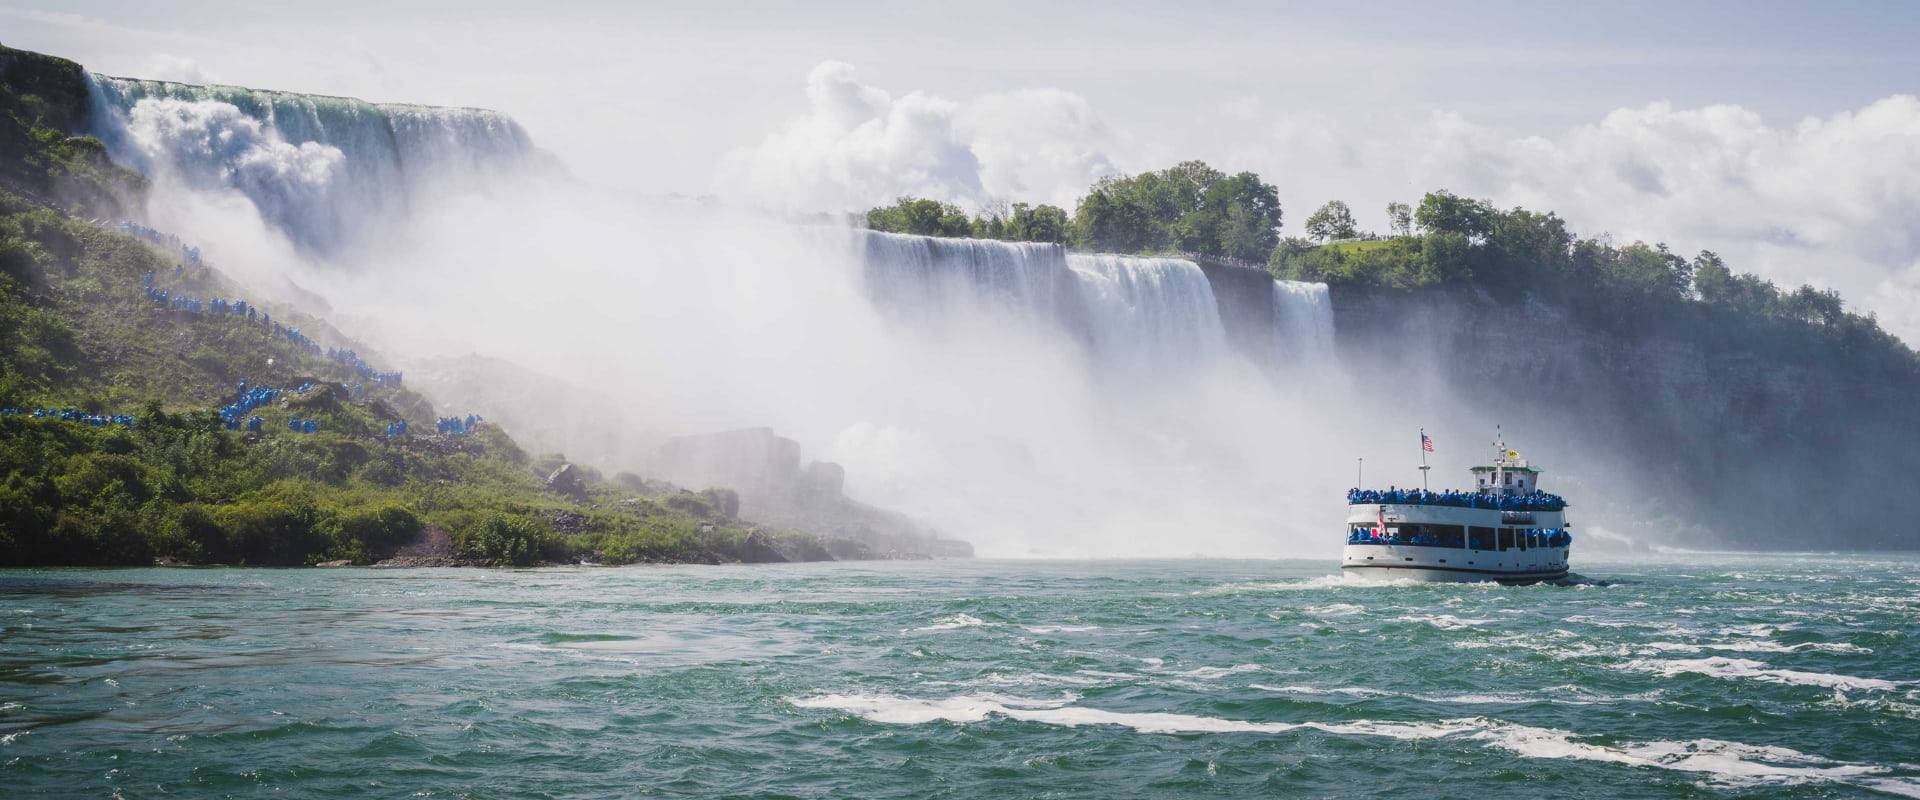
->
[1403, 96, 1920, 337]
[719, 63, 1920, 340]
[139, 53, 214, 84]
[716, 61, 1117, 213]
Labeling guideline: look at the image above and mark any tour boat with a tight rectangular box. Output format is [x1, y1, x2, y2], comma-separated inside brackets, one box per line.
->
[1341, 436, 1572, 584]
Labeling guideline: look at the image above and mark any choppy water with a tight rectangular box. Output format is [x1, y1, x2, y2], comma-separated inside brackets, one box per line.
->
[3, 556, 1917, 798]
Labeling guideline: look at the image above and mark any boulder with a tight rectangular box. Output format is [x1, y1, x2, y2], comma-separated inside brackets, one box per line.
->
[545, 462, 588, 499]
[736, 529, 790, 563]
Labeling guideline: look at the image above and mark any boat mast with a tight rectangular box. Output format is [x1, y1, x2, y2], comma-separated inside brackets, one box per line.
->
[1417, 428, 1430, 491]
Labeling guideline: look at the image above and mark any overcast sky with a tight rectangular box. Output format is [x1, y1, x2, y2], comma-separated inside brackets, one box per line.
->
[8, 1, 1920, 336]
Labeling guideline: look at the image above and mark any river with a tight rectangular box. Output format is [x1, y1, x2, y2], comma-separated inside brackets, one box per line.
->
[2, 556, 1916, 797]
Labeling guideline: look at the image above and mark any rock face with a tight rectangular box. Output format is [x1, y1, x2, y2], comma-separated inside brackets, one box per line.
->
[1332, 285, 1920, 549]
[652, 427, 970, 558]
[545, 463, 588, 500]
[1196, 258, 1284, 365]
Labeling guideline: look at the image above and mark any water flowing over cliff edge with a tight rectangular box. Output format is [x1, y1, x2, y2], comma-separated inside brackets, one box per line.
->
[858, 231, 1333, 373]
[86, 74, 541, 254]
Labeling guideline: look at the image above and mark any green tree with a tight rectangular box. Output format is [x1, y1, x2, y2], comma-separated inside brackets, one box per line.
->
[1692, 250, 1731, 303]
[1386, 202, 1413, 237]
[1201, 172, 1283, 261]
[1004, 203, 1071, 244]
[1303, 201, 1358, 242]
[1414, 190, 1495, 241]
[866, 197, 973, 237]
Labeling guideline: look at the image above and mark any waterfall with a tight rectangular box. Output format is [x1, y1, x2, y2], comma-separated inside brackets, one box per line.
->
[1272, 280, 1336, 362]
[85, 74, 537, 253]
[1066, 254, 1226, 366]
[858, 231, 1251, 371]
[858, 231, 1071, 321]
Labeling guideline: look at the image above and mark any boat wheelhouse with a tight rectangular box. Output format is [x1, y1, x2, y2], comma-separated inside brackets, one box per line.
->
[1341, 437, 1572, 584]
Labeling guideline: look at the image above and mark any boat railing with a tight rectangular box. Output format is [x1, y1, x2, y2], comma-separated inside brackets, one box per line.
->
[1346, 488, 1566, 512]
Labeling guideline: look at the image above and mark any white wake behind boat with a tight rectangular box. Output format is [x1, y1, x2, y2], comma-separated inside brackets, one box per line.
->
[1341, 435, 1572, 584]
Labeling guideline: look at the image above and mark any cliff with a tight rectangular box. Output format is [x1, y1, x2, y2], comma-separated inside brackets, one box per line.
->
[1331, 284, 1920, 549]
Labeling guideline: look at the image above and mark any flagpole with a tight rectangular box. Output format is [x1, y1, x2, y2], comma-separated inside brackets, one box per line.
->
[1418, 428, 1431, 491]
[1356, 457, 1364, 488]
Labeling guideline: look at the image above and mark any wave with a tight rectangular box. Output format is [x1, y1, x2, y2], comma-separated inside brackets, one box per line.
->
[1020, 624, 1102, 634]
[1250, 684, 1607, 706]
[788, 693, 1920, 796]
[1640, 640, 1873, 655]
[1390, 614, 1490, 631]
[1164, 664, 1267, 680]
[906, 613, 997, 633]
[1620, 657, 1905, 691]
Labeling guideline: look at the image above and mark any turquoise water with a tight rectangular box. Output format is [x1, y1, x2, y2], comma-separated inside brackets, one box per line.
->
[2, 557, 1917, 798]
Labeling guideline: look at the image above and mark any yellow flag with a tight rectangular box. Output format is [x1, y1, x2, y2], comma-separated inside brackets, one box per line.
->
[1505, 449, 1521, 460]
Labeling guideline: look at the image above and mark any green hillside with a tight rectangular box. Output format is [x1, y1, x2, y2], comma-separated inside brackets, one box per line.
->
[0, 44, 885, 567]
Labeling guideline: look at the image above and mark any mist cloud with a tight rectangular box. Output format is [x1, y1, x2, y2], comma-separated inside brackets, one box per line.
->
[716, 61, 1119, 213]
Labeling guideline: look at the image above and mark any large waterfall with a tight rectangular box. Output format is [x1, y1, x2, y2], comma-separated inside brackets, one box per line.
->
[85, 74, 539, 253]
[859, 231, 1070, 321]
[1066, 254, 1226, 366]
[858, 231, 1332, 371]
[1271, 280, 1336, 362]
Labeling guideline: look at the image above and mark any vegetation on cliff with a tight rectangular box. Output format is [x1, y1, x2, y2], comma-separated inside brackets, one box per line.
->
[0, 45, 902, 567]
[1273, 191, 1917, 378]
[864, 161, 1918, 380]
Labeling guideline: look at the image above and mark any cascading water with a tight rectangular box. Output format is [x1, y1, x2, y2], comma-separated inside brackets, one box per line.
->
[858, 230, 1328, 375]
[1065, 254, 1226, 367]
[858, 230, 1070, 321]
[1271, 280, 1336, 363]
[85, 74, 538, 253]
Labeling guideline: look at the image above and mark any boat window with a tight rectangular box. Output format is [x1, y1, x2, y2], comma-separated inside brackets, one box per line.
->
[1346, 523, 1463, 548]
[1468, 526, 1495, 550]
[1498, 529, 1514, 550]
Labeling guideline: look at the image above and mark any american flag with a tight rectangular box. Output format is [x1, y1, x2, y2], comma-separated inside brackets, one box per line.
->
[1421, 432, 1435, 452]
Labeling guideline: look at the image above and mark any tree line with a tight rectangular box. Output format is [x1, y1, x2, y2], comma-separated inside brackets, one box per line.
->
[864, 166, 1917, 376]
[864, 160, 1282, 263]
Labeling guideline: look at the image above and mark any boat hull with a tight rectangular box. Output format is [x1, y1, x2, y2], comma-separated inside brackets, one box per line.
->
[1341, 563, 1568, 585]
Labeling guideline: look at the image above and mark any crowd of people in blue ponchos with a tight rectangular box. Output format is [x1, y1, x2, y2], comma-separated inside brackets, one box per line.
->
[1346, 486, 1567, 512]
[1346, 526, 1573, 548]
[13, 232, 479, 442]
[437, 414, 482, 435]
[219, 382, 303, 431]
[110, 220, 201, 267]
[325, 347, 402, 387]
[140, 273, 403, 388]
[0, 407, 136, 427]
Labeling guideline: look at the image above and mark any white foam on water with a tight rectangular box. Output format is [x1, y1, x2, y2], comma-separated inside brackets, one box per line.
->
[906, 613, 997, 633]
[1251, 684, 1603, 707]
[1620, 657, 1904, 691]
[1306, 603, 1365, 617]
[1164, 664, 1266, 680]
[1391, 614, 1489, 631]
[790, 693, 1920, 795]
[1022, 625, 1102, 634]
[1642, 640, 1873, 655]
[1193, 575, 1350, 595]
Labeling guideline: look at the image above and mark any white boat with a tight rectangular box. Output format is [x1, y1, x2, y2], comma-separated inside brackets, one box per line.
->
[1341, 436, 1572, 584]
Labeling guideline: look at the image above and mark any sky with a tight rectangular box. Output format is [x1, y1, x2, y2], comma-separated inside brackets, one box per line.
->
[8, 0, 1920, 337]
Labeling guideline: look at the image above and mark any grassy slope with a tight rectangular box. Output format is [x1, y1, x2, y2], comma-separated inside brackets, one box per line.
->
[0, 45, 869, 567]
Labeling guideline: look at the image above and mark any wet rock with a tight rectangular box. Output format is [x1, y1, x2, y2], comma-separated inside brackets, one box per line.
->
[545, 463, 588, 499]
[737, 529, 790, 563]
[543, 508, 589, 534]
